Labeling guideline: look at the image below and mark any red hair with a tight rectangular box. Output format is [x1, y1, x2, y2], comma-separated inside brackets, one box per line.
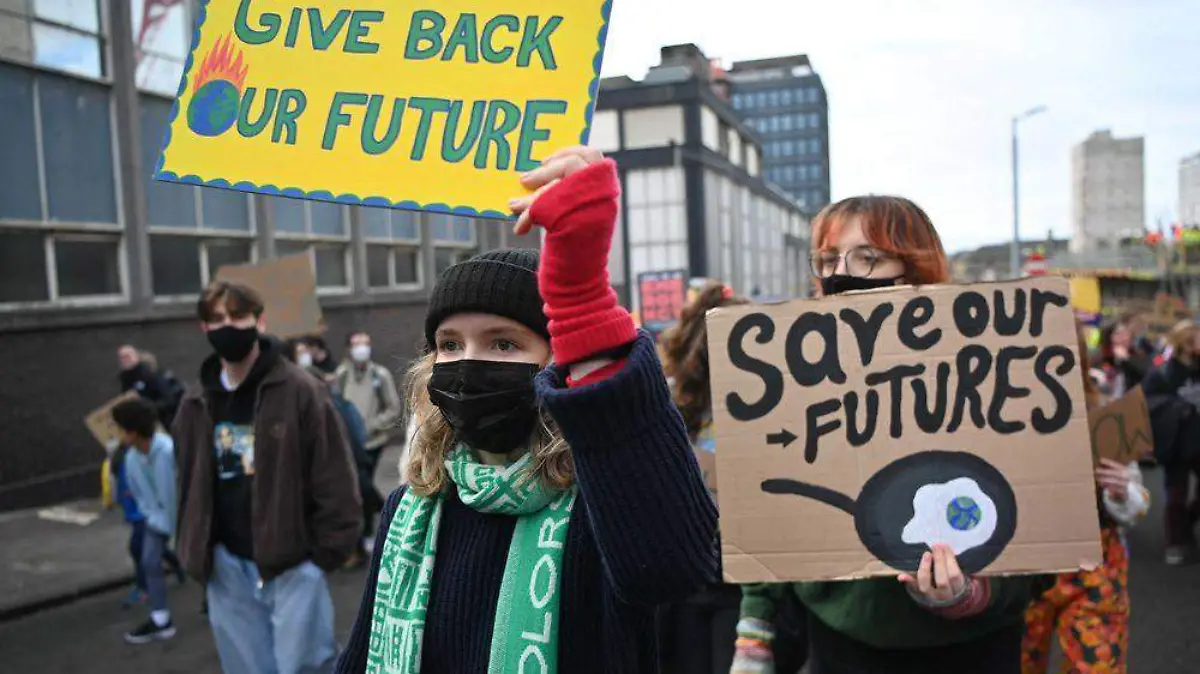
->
[812, 196, 950, 285]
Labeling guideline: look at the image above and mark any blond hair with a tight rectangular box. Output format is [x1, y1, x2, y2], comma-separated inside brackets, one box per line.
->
[1169, 320, 1200, 367]
[402, 352, 574, 497]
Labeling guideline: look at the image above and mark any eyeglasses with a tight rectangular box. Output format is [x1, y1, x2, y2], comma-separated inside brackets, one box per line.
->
[809, 246, 892, 279]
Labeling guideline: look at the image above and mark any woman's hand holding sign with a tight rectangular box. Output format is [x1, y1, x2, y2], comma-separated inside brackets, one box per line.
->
[898, 544, 968, 604]
[509, 145, 606, 235]
[507, 146, 636, 368]
[1096, 458, 1131, 502]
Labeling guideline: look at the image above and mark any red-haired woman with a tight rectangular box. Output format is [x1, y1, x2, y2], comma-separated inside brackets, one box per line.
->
[732, 196, 1042, 674]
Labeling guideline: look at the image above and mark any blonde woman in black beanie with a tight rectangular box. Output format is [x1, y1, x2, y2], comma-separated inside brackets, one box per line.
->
[336, 146, 719, 674]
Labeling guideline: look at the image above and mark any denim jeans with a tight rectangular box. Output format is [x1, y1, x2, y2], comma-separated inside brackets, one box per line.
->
[130, 521, 182, 592]
[141, 528, 169, 612]
[206, 544, 338, 674]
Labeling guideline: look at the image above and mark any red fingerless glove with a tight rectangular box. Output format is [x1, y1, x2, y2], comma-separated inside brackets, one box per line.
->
[529, 159, 636, 366]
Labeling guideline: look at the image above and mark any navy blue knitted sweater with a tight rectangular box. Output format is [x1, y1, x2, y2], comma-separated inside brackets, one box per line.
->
[335, 332, 720, 673]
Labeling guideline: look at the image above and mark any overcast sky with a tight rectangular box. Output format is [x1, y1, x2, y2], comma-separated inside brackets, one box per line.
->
[598, 0, 1200, 253]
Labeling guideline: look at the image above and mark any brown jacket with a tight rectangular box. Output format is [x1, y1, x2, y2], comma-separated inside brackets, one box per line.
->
[173, 354, 362, 583]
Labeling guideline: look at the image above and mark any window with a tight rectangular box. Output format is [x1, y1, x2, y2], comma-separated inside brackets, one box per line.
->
[430, 215, 479, 275]
[809, 113, 820, 128]
[732, 93, 743, 109]
[269, 197, 351, 291]
[781, 89, 792, 106]
[769, 116, 779, 133]
[132, 0, 189, 95]
[810, 138, 821, 154]
[797, 114, 808, 130]
[362, 207, 422, 290]
[783, 141, 794, 157]
[138, 92, 259, 299]
[781, 115, 792, 132]
[0, 0, 106, 78]
[150, 235, 253, 297]
[626, 168, 687, 311]
[807, 87, 819, 103]
[0, 62, 125, 307]
[756, 92, 767, 107]
[768, 91, 779, 107]
[783, 166, 794, 184]
[275, 240, 350, 290]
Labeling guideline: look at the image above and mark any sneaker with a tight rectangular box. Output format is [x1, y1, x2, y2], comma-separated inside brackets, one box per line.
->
[124, 618, 176, 644]
[1166, 547, 1187, 566]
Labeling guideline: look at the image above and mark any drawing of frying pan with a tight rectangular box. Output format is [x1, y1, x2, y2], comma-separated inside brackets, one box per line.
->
[762, 450, 1018, 574]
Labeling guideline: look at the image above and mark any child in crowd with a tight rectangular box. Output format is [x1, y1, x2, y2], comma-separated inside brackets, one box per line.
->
[111, 397, 179, 643]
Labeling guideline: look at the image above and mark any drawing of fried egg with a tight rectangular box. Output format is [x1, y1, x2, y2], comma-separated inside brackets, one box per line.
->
[901, 477, 998, 555]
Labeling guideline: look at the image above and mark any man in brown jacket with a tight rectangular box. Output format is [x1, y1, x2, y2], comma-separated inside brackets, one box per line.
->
[174, 280, 361, 674]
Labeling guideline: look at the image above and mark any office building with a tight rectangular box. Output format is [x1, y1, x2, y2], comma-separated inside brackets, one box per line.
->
[0, 0, 516, 510]
[592, 44, 810, 314]
[1179, 151, 1200, 226]
[728, 55, 831, 213]
[1071, 130, 1145, 253]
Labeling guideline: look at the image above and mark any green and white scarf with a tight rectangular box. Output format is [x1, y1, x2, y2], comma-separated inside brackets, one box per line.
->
[365, 447, 577, 674]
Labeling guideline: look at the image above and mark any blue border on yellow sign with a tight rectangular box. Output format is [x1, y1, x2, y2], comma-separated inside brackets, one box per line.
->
[153, 0, 614, 221]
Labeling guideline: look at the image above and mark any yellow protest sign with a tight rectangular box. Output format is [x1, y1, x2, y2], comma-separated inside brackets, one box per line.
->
[155, 0, 612, 218]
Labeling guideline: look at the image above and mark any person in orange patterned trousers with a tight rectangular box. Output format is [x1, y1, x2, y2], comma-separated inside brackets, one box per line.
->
[1021, 460, 1149, 674]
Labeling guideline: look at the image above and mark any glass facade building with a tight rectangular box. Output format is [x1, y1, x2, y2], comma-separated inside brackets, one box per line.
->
[728, 55, 831, 214]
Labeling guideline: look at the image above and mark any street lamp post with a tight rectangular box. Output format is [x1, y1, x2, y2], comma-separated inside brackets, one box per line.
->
[1010, 105, 1047, 279]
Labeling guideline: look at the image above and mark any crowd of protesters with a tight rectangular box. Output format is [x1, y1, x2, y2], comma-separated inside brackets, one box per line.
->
[96, 145, 1200, 674]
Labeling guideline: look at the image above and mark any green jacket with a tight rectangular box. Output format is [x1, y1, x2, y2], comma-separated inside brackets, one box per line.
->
[740, 576, 1041, 650]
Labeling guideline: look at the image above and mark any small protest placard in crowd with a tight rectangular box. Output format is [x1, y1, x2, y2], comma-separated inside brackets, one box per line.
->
[217, 253, 323, 339]
[85, 391, 140, 447]
[1089, 388, 1154, 465]
[155, 0, 613, 218]
[637, 270, 687, 334]
[705, 277, 1102, 582]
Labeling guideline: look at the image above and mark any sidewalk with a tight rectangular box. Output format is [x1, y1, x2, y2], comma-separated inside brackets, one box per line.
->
[0, 444, 406, 623]
[0, 499, 134, 622]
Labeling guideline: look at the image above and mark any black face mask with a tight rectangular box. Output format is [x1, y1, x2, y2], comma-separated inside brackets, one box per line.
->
[207, 325, 259, 363]
[820, 275, 902, 296]
[428, 360, 541, 455]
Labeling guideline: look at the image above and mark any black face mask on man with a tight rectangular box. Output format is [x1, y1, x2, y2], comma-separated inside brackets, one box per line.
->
[428, 359, 541, 455]
[820, 274, 902, 296]
[207, 325, 259, 363]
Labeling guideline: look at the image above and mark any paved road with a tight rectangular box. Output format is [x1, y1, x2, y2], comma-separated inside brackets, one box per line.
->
[2, 466, 1196, 673]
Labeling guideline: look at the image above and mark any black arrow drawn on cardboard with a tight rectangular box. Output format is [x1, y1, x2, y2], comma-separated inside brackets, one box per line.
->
[767, 429, 797, 448]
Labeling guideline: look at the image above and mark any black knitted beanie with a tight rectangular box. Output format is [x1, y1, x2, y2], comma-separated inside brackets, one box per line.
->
[424, 249, 548, 350]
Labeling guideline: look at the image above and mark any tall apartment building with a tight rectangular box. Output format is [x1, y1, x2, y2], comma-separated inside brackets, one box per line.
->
[727, 55, 830, 213]
[1179, 151, 1200, 226]
[1071, 130, 1145, 253]
[592, 44, 810, 311]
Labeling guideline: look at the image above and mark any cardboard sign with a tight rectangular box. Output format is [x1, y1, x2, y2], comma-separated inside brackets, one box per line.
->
[1089, 387, 1154, 464]
[637, 270, 687, 334]
[1146, 293, 1192, 336]
[84, 392, 141, 447]
[217, 253, 323, 338]
[155, 0, 612, 219]
[705, 277, 1102, 582]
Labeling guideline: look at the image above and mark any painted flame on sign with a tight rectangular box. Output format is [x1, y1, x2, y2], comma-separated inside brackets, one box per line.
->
[193, 33, 249, 94]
